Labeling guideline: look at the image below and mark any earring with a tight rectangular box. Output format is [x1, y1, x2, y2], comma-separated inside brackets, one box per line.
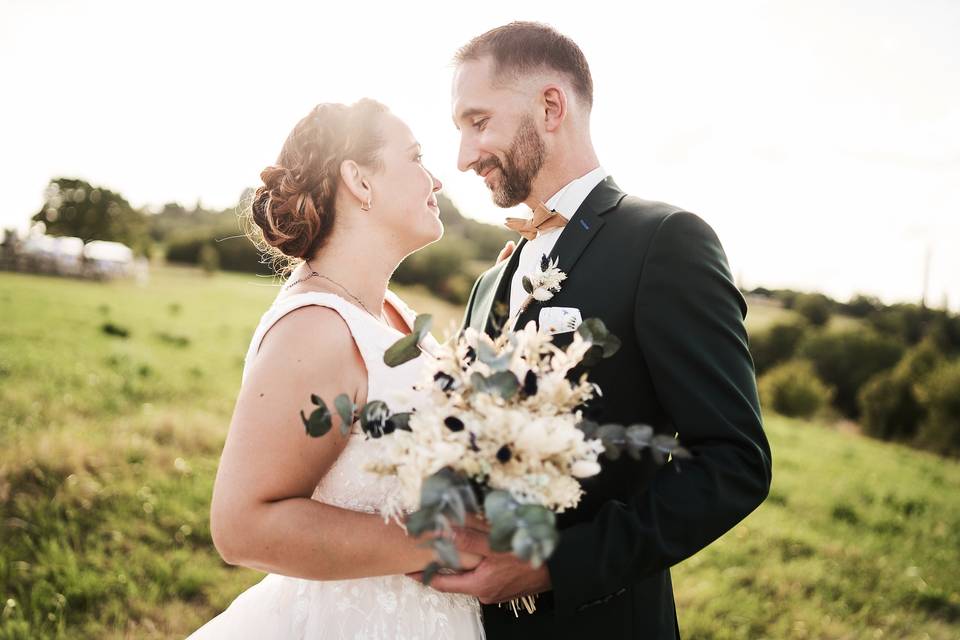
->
[360, 197, 372, 211]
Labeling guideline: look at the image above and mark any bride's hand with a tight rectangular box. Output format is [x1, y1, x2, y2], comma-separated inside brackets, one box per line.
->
[496, 240, 516, 264]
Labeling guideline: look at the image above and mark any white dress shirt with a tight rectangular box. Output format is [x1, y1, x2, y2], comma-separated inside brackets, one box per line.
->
[508, 166, 608, 319]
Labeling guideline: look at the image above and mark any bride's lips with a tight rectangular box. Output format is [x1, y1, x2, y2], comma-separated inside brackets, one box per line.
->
[427, 198, 440, 215]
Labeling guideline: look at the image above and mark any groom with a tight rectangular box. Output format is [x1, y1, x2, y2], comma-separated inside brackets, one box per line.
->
[420, 22, 773, 638]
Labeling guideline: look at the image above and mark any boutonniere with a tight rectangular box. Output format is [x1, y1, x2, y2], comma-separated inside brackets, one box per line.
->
[512, 255, 567, 327]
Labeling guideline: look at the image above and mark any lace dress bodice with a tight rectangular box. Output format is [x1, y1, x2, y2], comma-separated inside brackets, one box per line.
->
[189, 290, 484, 639]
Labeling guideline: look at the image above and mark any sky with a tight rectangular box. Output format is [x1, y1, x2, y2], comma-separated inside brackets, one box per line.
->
[1, 0, 958, 309]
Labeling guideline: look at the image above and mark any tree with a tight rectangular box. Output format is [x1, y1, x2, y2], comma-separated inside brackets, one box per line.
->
[32, 178, 147, 251]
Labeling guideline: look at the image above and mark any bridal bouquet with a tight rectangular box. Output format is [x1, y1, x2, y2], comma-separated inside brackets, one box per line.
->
[302, 317, 689, 610]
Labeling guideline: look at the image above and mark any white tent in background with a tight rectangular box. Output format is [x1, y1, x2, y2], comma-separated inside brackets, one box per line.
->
[83, 240, 134, 280]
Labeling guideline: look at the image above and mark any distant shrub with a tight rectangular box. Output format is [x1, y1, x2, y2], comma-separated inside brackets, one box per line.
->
[758, 360, 833, 419]
[867, 303, 930, 346]
[750, 319, 810, 375]
[394, 237, 476, 304]
[914, 360, 960, 456]
[858, 340, 943, 441]
[794, 293, 833, 327]
[799, 329, 904, 418]
[101, 322, 130, 338]
[199, 243, 219, 274]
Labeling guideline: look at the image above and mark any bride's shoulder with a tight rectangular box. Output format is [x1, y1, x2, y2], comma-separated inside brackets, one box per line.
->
[257, 304, 359, 369]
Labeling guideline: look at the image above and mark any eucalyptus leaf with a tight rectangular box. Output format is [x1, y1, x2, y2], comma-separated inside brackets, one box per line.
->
[511, 527, 536, 562]
[651, 434, 693, 460]
[477, 340, 513, 372]
[516, 504, 556, 527]
[421, 561, 443, 586]
[420, 470, 454, 509]
[383, 334, 422, 367]
[576, 419, 600, 439]
[597, 424, 626, 460]
[434, 536, 462, 569]
[484, 490, 518, 520]
[413, 314, 433, 340]
[442, 488, 467, 526]
[333, 394, 354, 435]
[522, 275, 534, 294]
[602, 334, 622, 358]
[625, 424, 655, 460]
[300, 401, 332, 438]
[389, 412, 413, 432]
[526, 522, 560, 562]
[489, 517, 517, 552]
[455, 484, 481, 515]
[405, 506, 440, 537]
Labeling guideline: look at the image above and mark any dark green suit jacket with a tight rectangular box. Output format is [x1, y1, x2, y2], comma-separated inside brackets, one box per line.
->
[461, 177, 772, 639]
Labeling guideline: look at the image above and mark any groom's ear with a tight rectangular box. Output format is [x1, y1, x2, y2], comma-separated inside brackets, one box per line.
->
[339, 160, 371, 206]
[541, 85, 568, 133]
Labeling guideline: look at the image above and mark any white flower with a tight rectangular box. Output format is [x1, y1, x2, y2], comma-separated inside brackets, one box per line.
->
[532, 288, 554, 302]
[571, 460, 602, 478]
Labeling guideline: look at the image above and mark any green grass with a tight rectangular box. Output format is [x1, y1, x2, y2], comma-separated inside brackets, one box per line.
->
[1, 268, 958, 639]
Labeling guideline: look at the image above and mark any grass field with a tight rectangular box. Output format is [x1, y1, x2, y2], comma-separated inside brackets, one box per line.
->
[1, 268, 958, 639]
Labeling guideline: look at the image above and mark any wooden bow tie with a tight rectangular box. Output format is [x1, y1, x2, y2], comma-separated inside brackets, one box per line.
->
[504, 202, 568, 240]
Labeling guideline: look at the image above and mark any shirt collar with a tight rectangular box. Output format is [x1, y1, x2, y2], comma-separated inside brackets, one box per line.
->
[544, 165, 608, 217]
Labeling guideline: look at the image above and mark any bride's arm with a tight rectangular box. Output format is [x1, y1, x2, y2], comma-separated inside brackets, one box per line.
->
[209, 306, 481, 580]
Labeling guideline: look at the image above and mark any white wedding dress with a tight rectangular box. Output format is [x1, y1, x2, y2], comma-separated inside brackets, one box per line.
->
[188, 290, 485, 639]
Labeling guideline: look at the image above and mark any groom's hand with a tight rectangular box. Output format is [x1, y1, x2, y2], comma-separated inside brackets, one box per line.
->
[407, 523, 552, 604]
[496, 240, 516, 264]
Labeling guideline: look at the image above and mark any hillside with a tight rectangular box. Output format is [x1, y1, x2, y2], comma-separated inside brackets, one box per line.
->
[0, 268, 958, 639]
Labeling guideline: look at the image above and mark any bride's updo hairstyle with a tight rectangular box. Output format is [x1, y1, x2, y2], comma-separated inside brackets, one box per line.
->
[248, 99, 388, 271]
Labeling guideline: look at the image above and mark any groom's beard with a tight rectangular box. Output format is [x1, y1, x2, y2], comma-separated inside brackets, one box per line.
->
[478, 116, 546, 208]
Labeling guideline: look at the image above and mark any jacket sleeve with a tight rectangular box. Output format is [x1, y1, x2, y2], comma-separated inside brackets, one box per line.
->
[545, 211, 772, 615]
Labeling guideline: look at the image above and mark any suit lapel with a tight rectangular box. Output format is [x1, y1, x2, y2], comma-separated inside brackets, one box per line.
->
[514, 176, 626, 329]
[469, 237, 528, 336]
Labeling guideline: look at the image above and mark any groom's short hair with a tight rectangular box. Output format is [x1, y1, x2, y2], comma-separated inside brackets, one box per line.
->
[454, 22, 593, 110]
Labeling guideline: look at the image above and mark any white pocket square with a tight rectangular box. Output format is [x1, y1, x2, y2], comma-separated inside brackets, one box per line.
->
[539, 306, 583, 335]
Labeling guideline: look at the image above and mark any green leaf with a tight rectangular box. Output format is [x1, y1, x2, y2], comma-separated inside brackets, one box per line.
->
[602, 334, 622, 358]
[522, 276, 534, 294]
[300, 403, 332, 438]
[484, 490, 518, 520]
[576, 420, 600, 439]
[511, 527, 536, 562]
[526, 522, 560, 565]
[434, 536, 462, 569]
[384, 334, 422, 367]
[420, 469, 455, 509]
[477, 340, 513, 372]
[489, 516, 518, 552]
[389, 411, 412, 432]
[471, 371, 520, 400]
[421, 561, 443, 586]
[405, 506, 440, 537]
[413, 314, 433, 340]
[334, 394, 354, 435]
[597, 423, 625, 460]
[516, 504, 556, 527]
[624, 424, 654, 460]
[442, 488, 467, 526]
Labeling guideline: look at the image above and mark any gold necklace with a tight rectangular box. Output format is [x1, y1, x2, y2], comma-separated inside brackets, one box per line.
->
[285, 261, 387, 323]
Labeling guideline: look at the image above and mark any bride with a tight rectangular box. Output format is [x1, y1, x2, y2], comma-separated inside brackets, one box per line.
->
[188, 99, 492, 638]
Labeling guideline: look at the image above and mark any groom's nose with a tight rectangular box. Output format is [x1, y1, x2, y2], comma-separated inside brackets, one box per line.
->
[457, 135, 479, 173]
